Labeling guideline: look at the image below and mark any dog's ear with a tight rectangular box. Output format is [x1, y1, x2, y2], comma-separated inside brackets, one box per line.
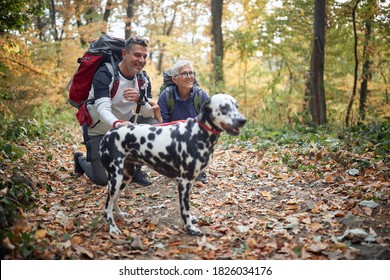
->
[203, 97, 211, 106]
[198, 97, 211, 113]
[197, 97, 215, 126]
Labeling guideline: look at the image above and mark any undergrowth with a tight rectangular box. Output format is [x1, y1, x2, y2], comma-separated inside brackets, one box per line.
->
[0, 103, 75, 259]
[219, 119, 390, 163]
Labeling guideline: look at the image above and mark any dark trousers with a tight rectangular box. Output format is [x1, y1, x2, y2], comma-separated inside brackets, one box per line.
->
[78, 116, 159, 185]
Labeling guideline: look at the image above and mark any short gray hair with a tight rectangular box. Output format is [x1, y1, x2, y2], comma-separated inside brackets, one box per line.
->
[171, 60, 193, 77]
[124, 36, 149, 52]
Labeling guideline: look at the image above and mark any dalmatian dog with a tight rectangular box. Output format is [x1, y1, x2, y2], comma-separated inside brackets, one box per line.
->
[100, 93, 246, 236]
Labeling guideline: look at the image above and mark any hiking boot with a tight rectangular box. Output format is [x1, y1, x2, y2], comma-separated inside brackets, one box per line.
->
[196, 172, 208, 184]
[74, 152, 84, 175]
[132, 169, 152, 186]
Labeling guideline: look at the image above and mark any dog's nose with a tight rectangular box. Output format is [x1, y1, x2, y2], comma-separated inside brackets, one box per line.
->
[237, 117, 246, 127]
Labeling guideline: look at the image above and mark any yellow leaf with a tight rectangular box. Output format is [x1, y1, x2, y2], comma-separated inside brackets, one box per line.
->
[147, 223, 157, 231]
[279, 173, 289, 180]
[3, 43, 20, 53]
[325, 174, 333, 184]
[286, 204, 298, 210]
[247, 237, 257, 249]
[311, 203, 320, 214]
[287, 199, 297, 205]
[71, 236, 82, 244]
[122, 228, 131, 237]
[35, 229, 47, 239]
[302, 216, 311, 224]
[309, 221, 323, 232]
[260, 191, 272, 200]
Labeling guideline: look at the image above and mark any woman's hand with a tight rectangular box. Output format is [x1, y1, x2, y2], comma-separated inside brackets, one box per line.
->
[148, 100, 162, 123]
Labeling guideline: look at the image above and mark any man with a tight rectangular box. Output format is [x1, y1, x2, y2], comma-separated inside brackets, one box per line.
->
[157, 59, 209, 183]
[74, 37, 161, 186]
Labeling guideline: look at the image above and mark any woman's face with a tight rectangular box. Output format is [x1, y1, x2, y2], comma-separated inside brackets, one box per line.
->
[172, 65, 195, 92]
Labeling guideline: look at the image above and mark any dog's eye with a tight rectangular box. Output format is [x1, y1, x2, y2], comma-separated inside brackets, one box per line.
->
[220, 105, 230, 115]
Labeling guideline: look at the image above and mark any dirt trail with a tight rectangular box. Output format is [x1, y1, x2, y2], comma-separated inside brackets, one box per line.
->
[4, 129, 389, 260]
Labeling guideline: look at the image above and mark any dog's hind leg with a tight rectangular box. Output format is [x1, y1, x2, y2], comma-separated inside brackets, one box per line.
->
[177, 179, 202, 236]
[105, 166, 130, 235]
[104, 174, 123, 235]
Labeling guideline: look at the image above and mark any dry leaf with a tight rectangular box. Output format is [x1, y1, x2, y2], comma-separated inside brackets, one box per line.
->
[73, 244, 94, 259]
[309, 221, 323, 232]
[325, 174, 333, 184]
[260, 191, 273, 200]
[35, 229, 47, 239]
[247, 237, 257, 249]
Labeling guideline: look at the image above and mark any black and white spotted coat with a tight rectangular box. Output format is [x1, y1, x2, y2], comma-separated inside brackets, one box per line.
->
[100, 93, 246, 236]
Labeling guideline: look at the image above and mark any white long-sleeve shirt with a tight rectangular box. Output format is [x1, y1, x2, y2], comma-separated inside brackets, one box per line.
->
[86, 63, 154, 136]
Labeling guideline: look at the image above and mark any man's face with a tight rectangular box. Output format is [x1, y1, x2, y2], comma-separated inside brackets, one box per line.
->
[122, 44, 148, 75]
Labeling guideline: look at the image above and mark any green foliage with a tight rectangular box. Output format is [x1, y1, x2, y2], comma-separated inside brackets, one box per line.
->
[338, 121, 390, 159]
[0, 0, 47, 33]
[0, 114, 49, 165]
[0, 176, 38, 259]
[0, 99, 80, 259]
[0, 177, 37, 225]
[0, 110, 52, 259]
[219, 120, 390, 164]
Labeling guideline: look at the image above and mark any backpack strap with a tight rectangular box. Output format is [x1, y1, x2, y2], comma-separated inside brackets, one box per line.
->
[105, 59, 120, 99]
[165, 86, 204, 118]
[165, 86, 176, 118]
[192, 86, 203, 114]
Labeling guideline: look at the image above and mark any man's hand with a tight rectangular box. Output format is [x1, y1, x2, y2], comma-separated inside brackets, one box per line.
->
[123, 88, 140, 102]
[116, 121, 132, 128]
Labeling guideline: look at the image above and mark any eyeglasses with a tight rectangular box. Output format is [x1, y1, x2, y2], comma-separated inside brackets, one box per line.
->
[125, 36, 149, 47]
[176, 71, 195, 78]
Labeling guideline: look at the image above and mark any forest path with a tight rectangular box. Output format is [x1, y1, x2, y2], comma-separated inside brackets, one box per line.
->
[5, 127, 389, 260]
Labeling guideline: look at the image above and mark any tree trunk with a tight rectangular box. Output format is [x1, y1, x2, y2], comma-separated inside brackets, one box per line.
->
[157, 6, 177, 74]
[49, 0, 58, 41]
[74, 1, 86, 47]
[309, 0, 327, 127]
[345, 0, 360, 127]
[211, 0, 224, 87]
[379, 72, 389, 105]
[358, 18, 372, 125]
[358, 0, 376, 125]
[103, 0, 113, 34]
[37, 0, 45, 41]
[125, 0, 135, 39]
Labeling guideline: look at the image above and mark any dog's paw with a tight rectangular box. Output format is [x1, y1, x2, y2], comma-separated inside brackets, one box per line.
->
[109, 226, 122, 236]
[190, 215, 199, 224]
[186, 225, 202, 236]
[117, 211, 130, 218]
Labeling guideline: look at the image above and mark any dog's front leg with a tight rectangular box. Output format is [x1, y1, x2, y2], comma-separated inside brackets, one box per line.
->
[178, 179, 202, 236]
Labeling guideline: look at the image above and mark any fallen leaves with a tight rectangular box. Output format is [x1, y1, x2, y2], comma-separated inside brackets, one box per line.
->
[2, 127, 389, 260]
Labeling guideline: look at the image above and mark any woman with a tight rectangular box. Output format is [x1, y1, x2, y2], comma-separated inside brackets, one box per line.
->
[158, 59, 209, 183]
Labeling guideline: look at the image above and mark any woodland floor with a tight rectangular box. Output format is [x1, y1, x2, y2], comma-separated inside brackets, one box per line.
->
[2, 126, 390, 260]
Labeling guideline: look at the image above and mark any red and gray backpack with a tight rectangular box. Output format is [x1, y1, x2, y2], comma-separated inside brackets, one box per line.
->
[67, 34, 124, 109]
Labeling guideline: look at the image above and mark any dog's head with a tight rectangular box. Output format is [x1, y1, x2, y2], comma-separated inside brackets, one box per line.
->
[200, 93, 246, 136]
